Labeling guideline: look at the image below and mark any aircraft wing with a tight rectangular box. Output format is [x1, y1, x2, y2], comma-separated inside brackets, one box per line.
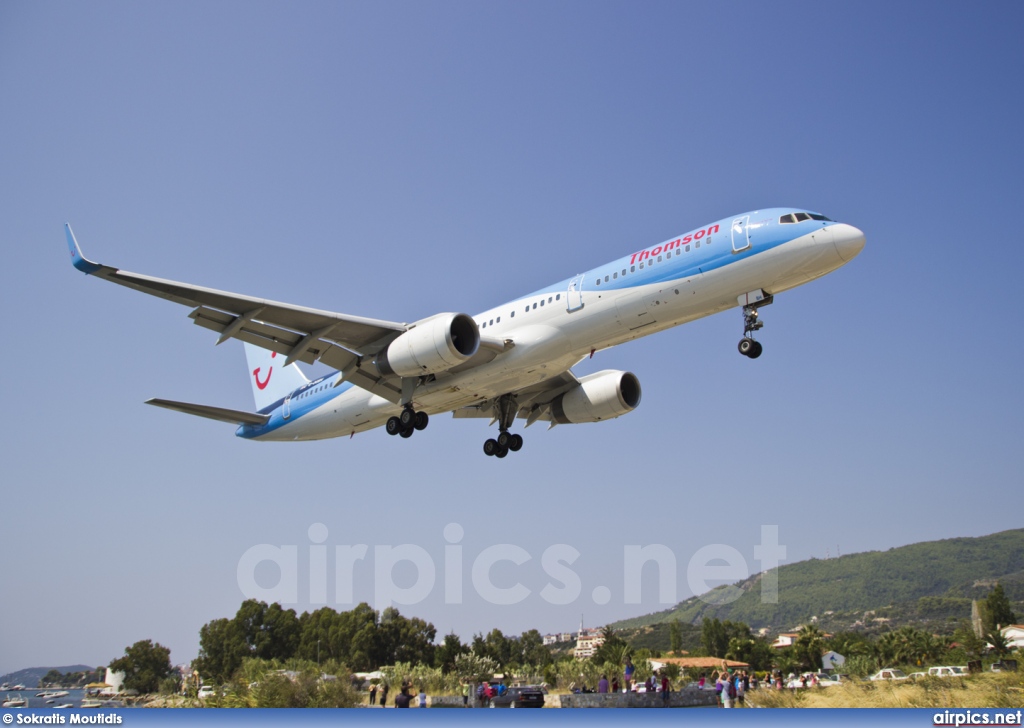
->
[452, 370, 581, 426]
[146, 398, 271, 426]
[66, 225, 408, 396]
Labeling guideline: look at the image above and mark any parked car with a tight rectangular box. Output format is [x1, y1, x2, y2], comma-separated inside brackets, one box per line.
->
[869, 669, 908, 681]
[908, 672, 927, 679]
[489, 685, 544, 708]
[928, 666, 967, 678]
[811, 673, 841, 687]
[198, 685, 217, 699]
[991, 660, 1017, 672]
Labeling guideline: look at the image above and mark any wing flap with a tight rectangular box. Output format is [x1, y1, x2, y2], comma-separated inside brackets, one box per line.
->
[146, 398, 271, 425]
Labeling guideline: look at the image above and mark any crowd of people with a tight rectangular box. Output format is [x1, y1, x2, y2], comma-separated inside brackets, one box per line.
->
[366, 681, 427, 708]
[363, 660, 826, 708]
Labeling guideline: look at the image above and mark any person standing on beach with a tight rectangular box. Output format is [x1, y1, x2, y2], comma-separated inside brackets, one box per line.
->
[624, 657, 635, 691]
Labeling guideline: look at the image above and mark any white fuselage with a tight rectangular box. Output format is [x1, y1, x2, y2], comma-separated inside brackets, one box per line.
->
[248, 211, 864, 441]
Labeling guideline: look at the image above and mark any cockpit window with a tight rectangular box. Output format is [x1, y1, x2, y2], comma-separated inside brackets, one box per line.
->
[780, 212, 833, 223]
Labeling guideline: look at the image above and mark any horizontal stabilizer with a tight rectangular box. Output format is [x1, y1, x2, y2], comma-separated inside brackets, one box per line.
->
[146, 398, 270, 426]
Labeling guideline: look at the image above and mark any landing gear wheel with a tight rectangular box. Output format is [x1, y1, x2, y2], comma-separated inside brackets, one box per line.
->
[386, 416, 402, 436]
[399, 408, 416, 428]
[497, 431, 512, 448]
[400, 427, 414, 438]
[508, 434, 523, 452]
[738, 337, 756, 357]
[483, 438, 499, 457]
[748, 341, 763, 359]
[414, 411, 429, 430]
[495, 446, 509, 458]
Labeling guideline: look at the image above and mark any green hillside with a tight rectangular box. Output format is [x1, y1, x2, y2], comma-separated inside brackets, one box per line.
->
[612, 528, 1024, 636]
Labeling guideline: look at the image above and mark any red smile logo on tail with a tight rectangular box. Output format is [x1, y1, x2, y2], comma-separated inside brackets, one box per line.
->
[253, 351, 277, 390]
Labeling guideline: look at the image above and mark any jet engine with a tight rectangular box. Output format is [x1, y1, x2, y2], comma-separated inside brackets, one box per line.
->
[374, 313, 480, 377]
[549, 370, 642, 424]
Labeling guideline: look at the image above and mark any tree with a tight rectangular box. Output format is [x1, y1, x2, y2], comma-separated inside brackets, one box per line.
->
[591, 626, 630, 665]
[453, 652, 499, 683]
[983, 583, 1017, 634]
[234, 600, 301, 661]
[952, 620, 987, 662]
[986, 629, 1012, 658]
[700, 618, 728, 657]
[826, 631, 874, 659]
[726, 635, 775, 671]
[109, 639, 173, 694]
[377, 607, 436, 667]
[700, 618, 751, 658]
[40, 670, 64, 688]
[669, 620, 683, 655]
[516, 629, 553, 669]
[197, 600, 301, 683]
[195, 618, 247, 684]
[435, 632, 468, 674]
[877, 626, 947, 667]
[792, 625, 827, 671]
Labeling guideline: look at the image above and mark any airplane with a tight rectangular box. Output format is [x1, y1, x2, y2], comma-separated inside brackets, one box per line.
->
[65, 209, 864, 457]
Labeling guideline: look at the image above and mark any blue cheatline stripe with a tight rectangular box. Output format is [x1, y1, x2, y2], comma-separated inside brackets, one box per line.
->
[517, 210, 836, 301]
[236, 378, 357, 439]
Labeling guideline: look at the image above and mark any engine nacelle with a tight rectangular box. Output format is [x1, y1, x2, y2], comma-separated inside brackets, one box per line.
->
[374, 313, 480, 377]
[549, 370, 642, 424]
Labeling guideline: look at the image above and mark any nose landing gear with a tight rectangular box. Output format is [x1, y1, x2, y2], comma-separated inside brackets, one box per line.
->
[738, 291, 773, 359]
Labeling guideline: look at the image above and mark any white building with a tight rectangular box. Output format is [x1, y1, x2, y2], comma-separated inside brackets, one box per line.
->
[101, 669, 125, 696]
[1000, 624, 1024, 650]
[574, 629, 605, 659]
[772, 633, 799, 649]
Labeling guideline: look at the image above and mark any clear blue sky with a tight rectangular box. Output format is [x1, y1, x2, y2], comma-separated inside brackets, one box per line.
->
[2, 1, 1022, 674]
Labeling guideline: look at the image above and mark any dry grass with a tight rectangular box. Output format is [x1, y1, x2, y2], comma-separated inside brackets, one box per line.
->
[746, 673, 1024, 709]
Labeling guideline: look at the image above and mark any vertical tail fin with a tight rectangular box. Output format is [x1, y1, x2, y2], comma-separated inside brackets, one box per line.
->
[243, 343, 309, 410]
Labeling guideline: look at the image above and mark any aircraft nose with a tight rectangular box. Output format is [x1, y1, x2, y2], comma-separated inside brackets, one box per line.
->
[832, 223, 866, 262]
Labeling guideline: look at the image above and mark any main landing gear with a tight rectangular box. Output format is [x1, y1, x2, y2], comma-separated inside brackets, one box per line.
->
[738, 293, 773, 359]
[483, 393, 524, 458]
[386, 406, 429, 439]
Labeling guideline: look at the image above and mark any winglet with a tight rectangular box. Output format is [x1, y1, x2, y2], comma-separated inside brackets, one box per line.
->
[65, 223, 102, 274]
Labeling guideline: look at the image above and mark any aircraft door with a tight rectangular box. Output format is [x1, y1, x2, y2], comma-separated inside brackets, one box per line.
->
[567, 274, 585, 312]
[283, 395, 291, 420]
[731, 216, 751, 253]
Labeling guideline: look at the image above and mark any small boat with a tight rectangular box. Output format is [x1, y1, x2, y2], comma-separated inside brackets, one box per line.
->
[51, 691, 69, 698]
[2, 694, 28, 708]
[54, 704, 74, 709]
[80, 698, 104, 708]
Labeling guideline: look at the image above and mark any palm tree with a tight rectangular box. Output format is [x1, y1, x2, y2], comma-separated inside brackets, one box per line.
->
[792, 625, 827, 671]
